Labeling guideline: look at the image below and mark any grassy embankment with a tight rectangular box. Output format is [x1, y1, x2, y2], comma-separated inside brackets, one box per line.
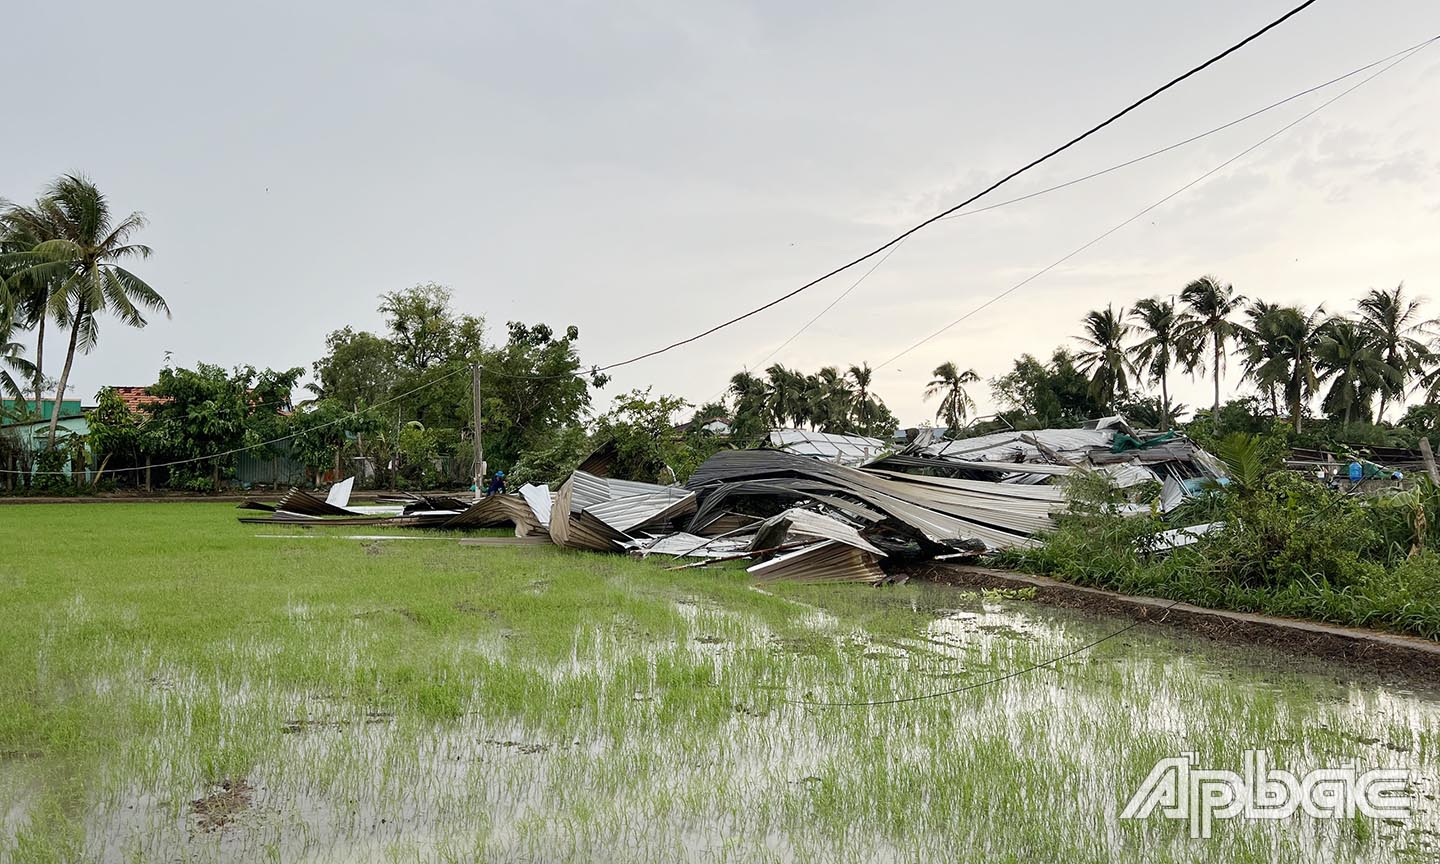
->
[1004, 471, 1440, 641]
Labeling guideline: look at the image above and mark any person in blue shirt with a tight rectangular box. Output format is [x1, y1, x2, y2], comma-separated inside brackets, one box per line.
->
[486, 470, 507, 496]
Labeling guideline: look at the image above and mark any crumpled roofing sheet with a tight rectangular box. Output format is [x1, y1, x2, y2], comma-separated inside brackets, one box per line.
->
[548, 470, 696, 550]
[274, 487, 362, 517]
[755, 508, 886, 556]
[687, 450, 1049, 549]
[623, 532, 753, 558]
[769, 429, 889, 466]
[901, 428, 1118, 465]
[445, 494, 548, 536]
[688, 478, 889, 532]
[747, 541, 885, 584]
[519, 483, 553, 526]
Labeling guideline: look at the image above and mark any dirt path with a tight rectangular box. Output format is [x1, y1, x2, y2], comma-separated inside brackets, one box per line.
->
[922, 563, 1440, 685]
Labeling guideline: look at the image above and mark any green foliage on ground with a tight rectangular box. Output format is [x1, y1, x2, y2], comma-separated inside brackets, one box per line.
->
[1002, 446, 1440, 640]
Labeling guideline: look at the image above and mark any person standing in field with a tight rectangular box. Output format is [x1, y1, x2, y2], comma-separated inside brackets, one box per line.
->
[486, 470, 507, 496]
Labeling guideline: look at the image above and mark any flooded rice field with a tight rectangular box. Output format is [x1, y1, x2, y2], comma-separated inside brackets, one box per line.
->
[2, 506, 1438, 863]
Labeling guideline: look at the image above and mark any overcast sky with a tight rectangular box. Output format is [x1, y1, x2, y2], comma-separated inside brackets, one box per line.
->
[4, 0, 1439, 427]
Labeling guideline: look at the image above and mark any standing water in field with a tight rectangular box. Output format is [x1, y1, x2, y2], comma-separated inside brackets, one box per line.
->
[1, 512, 1436, 863]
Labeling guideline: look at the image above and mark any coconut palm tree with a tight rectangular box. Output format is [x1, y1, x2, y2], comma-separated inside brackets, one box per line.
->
[728, 370, 766, 409]
[810, 366, 854, 432]
[0, 200, 53, 412]
[1175, 276, 1246, 430]
[1239, 299, 1287, 416]
[1075, 305, 1134, 411]
[1, 315, 36, 402]
[764, 364, 807, 428]
[847, 363, 875, 434]
[1244, 304, 1329, 432]
[0, 175, 169, 447]
[1315, 317, 1387, 429]
[924, 362, 979, 431]
[726, 370, 769, 441]
[1128, 298, 1191, 431]
[1357, 284, 1430, 422]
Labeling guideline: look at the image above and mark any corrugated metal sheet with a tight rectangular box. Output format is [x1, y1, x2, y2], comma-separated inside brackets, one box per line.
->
[274, 487, 359, 517]
[554, 470, 696, 534]
[446, 494, 546, 536]
[693, 511, 762, 537]
[687, 450, 1050, 549]
[584, 488, 696, 533]
[757, 508, 885, 556]
[747, 541, 885, 583]
[769, 429, 889, 466]
[561, 511, 631, 552]
[549, 476, 575, 547]
[568, 471, 612, 512]
[519, 483, 552, 525]
[624, 532, 752, 558]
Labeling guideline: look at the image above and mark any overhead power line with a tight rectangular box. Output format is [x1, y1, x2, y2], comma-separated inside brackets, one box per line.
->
[715, 34, 1438, 384]
[3, 2, 1331, 475]
[872, 39, 1432, 373]
[592, 0, 1322, 373]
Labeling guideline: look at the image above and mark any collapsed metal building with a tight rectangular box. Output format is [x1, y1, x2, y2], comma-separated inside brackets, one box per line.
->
[239, 418, 1222, 583]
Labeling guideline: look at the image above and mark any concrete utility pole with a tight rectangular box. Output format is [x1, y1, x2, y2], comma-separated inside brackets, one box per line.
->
[471, 363, 485, 499]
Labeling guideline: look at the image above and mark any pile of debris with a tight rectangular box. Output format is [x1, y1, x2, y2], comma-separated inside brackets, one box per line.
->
[239, 478, 554, 536]
[869, 417, 1223, 512]
[238, 418, 1222, 584]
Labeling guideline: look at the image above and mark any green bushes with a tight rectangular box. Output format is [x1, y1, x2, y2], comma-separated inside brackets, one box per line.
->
[1002, 456, 1440, 640]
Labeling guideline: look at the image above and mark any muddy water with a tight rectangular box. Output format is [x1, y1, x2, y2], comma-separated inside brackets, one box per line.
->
[5, 583, 1439, 863]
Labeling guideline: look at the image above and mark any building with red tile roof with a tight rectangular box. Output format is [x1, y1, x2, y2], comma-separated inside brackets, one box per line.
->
[108, 386, 170, 413]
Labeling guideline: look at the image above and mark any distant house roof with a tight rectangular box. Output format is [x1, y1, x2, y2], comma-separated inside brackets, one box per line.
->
[673, 415, 732, 434]
[108, 386, 169, 412]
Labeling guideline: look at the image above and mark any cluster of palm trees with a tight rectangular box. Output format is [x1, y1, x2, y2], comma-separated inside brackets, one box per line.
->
[1071, 277, 1432, 433]
[728, 363, 896, 436]
[0, 174, 169, 448]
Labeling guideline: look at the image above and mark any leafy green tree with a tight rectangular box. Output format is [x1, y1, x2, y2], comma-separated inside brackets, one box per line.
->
[1128, 298, 1190, 431]
[1176, 276, 1246, 431]
[379, 283, 482, 372]
[396, 421, 441, 488]
[990, 349, 1102, 428]
[147, 363, 302, 490]
[1, 194, 56, 411]
[847, 363, 877, 434]
[808, 366, 855, 433]
[591, 389, 719, 483]
[1357, 283, 1430, 422]
[507, 425, 592, 487]
[924, 362, 979, 431]
[477, 321, 606, 471]
[286, 399, 379, 487]
[0, 175, 170, 448]
[85, 387, 156, 485]
[1113, 396, 1189, 429]
[1398, 403, 1440, 441]
[1074, 304, 1133, 410]
[309, 326, 396, 408]
[377, 284, 485, 430]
